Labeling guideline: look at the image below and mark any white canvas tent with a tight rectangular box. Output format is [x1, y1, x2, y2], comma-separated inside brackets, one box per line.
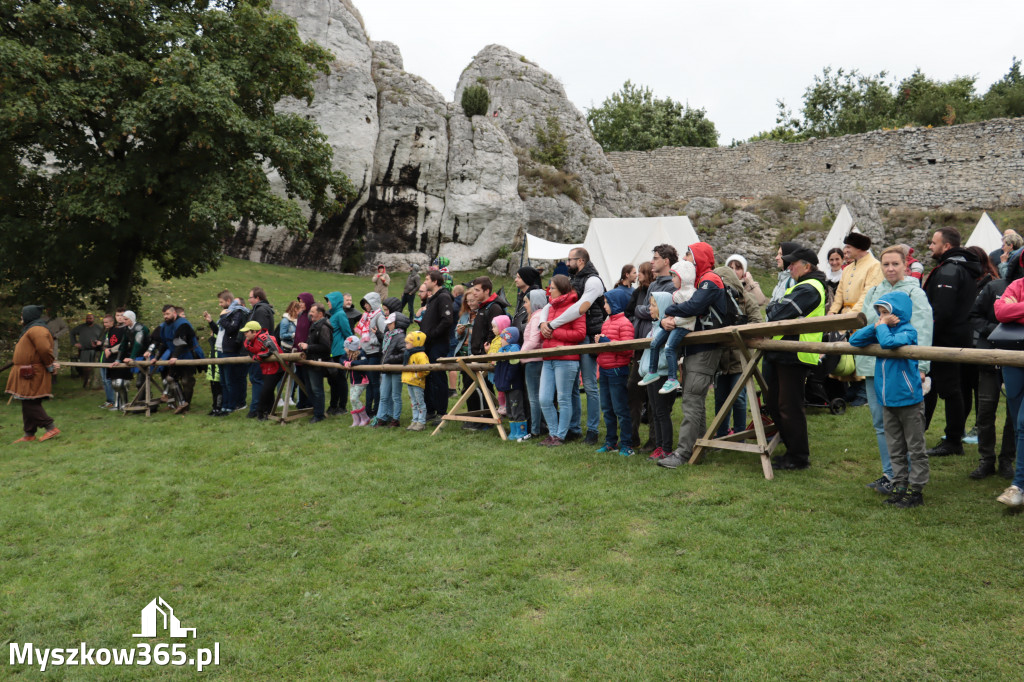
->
[525, 216, 700, 287]
[965, 212, 1002, 254]
[815, 205, 861, 265]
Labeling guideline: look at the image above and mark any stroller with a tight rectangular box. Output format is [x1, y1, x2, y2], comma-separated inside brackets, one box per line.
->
[804, 330, 849, 415]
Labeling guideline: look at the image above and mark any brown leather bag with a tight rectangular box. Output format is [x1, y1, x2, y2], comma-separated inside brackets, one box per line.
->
[19, 365, 35, 380]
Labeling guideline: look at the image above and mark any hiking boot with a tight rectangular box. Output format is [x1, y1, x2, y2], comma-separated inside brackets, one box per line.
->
[867, 475, 894, 494]
[637, 372, 661, 387]
[648, 447, 665, 461]
[999, 457, 1016, 480]
[894, 487, 924, 508]
[595, 443, 617, 453]
[997, 485, 1024, 507]
[927, 439, 963, 457]
[885, 486, 908, 505]
[657, 451, 686, 469]
[968, 459, 996, 480]
[658, 378, 681, 395]
[584, 432, 599, 446]
[618, 446, 635, 457]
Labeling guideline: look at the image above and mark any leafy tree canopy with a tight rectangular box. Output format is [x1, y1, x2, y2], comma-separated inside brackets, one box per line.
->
[0, 0, 355, 311]
[587, 80, 718, 151]
[749, 59, 1024, 143]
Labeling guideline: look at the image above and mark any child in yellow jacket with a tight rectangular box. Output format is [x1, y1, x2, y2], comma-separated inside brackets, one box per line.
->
[402, 331, 430, 431]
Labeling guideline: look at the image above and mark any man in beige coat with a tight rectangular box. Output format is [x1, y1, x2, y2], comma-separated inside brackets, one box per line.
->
[829, 232, 883, 314]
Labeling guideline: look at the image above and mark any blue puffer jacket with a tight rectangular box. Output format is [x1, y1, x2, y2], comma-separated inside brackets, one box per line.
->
[849, 291, 923, 407]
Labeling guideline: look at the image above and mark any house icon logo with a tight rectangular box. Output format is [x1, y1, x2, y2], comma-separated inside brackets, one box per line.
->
[132, 597, 197, 638]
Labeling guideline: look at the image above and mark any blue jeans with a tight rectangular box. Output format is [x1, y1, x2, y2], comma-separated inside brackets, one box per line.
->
[378, 373, 403, 421]
[541, 360, 578, 440]
[648, 327, 687, 376]
[714, 372, 748, 437]
[524, 361, 544, 435]
[866, 377, 897, 478]
[247, 363, 263, 416]
[599, 365, 631, 447]
[1000, 366, 1024, 489]
[306, 367, 325, 419]
[101, 367, 115, 404]
[570, 352, 600, 435]
[407, 385, 426, 423]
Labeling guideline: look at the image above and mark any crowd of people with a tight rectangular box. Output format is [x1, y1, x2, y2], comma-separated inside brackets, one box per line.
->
[9, 228, 1024, 510]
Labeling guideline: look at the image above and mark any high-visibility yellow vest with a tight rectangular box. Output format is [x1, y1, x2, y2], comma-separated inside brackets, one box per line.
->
[773, 277, 826, 366]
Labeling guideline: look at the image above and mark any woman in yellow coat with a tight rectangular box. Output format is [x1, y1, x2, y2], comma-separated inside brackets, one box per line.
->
[6, 305, 61, 443]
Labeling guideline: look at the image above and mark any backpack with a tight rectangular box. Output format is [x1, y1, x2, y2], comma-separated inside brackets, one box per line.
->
[698, 277, 744, 330]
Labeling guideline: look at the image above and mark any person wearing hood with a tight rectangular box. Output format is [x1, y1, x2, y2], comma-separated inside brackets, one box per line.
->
[850, 291, 929, 508]
[725, 254, 766, 307]
[373, 264, 391, 299]
[519, 288, 549, 442]
[495, 326, 527, 439]
[512, 266, 542, 336]
[922, 227, 982, 457]
[242, 287, 275, 418]
[291, 293, 315, 410]
[639, 290, 677, 460]
[541, 247, 606, 445]
[402, 330, 431, 431]
[402, 268, 421, 319]
[859, 246, 934, 494]
[204, 291, 250, 415]
[762, 247, 828, 471]
[8, 305, 61, 443]
[657, 242, 730, 470]
[595, 287, 635, 456]
[639, 260, 697, 395]
[374, 312, 412, 427]
[325, 291, 354, 416]
[712, 264, 765, 439]
[355, 292, 386, 418]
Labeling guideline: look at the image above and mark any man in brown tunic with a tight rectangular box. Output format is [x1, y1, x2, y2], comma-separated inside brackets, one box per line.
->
[6, 305, 61, 442]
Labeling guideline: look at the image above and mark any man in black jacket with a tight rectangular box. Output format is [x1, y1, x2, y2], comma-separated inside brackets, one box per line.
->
[460, 276, 504, 428]
[923, 227, 982, 456]
[244, 286, 275, 419]
[418, 271, 454, 421]
[511, 266, 542, 335]
[298, 303, 333, 423]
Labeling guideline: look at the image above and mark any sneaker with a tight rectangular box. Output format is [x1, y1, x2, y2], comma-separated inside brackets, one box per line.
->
[894, 487, 924, 508]
[962, 426, 979, 444]
[648, 447, 665, 461]
[657, 451, 686, 469]
[38, 428, 60, 442]
[968, 460, 996, 480]
[407, 422, 425, 432]
[99, 402, 113, 409]
[847, 397, 868, 407]
[544, 436, 564, 448]
[618, 446, 635, 457]
[233, 404, 248, 413]
[658, 378, 680, 395]
[584, 432, 599, 446]
[595, 444, 617, 453]
[885, 486, 908, 505]
[389, 420, 401, 428]
[637, 373, 661, 387]
[997, 485, 1024, 507]
[926, 439, 964, 457]
[516, 433, 535, 443]
[866, 475, 894, 494]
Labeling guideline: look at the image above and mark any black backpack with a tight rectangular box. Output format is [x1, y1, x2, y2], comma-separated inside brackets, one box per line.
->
[700, 281, 745, 330]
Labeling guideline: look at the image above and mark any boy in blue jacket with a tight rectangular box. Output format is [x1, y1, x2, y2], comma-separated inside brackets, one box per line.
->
[850, 291, 928, 508]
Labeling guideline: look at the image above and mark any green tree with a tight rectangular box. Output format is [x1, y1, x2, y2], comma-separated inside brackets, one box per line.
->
[0, 0, 354, 311]
[980, 57, 1024, 119]
[894, 69, 978, 127]
[531, 116, 568, 169]
[587, 80, 718, 151]
[800, 67, 897, 137]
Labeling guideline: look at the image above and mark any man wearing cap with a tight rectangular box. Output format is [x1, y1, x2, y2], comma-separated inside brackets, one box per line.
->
[828, 232, 882, 315]
[763, 246, 828, 470]
[241, 321, 284, 421]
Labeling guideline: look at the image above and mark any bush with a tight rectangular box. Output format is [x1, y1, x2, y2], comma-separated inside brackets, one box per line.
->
[530, 116, 568, 169]
[461, 85, 490, 118]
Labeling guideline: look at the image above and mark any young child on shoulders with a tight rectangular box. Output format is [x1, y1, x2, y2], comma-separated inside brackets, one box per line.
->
[402, 331, 430, 431]
[342, 335, 372, 427]
[639, 261, 696, 394]
[494, 326, 527, 439]
[595, 288, 635, 456]
[850, 290, 928, 508]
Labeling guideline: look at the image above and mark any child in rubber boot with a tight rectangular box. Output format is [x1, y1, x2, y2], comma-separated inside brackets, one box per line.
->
[494, 326, 527, 439]
[850, 290, 928, 508]
[343, 335, 372, 426]
[638, 261, 696, 394]
[596, 288, 635, 456]
[402, 331, 430, 431]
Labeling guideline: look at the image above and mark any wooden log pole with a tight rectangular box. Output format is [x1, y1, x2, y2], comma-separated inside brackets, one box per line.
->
[744, 339, 1024, 367]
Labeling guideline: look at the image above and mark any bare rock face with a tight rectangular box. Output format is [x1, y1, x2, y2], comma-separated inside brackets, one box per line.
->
[438, 107, 525, 269]
[365, 40, 449, 258]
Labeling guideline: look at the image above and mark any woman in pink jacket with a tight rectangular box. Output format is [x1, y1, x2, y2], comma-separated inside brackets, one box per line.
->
[518, 288, 549, 442]
[992, 273, 1024, 506]
[539, 276, 586, 447]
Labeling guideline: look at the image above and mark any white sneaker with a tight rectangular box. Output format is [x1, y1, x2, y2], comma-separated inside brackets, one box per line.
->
[997, 485, 1024, 507]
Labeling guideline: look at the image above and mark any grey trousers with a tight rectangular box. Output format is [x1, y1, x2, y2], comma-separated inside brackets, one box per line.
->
[675, 349, 723, 457]
[884, 401, 929, 488]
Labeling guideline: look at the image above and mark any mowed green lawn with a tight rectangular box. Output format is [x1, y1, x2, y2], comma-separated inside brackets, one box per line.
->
[3, 258, 1024, 679]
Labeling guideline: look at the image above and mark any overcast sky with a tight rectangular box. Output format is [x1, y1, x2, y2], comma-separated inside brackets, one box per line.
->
[357, 0, 1024, 144]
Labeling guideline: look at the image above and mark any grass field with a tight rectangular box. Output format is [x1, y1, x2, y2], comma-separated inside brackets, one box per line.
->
[3, 258, 1024, 679]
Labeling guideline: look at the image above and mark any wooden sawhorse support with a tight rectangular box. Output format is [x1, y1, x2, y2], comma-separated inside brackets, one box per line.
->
[122, 366, 166, 416]
[431, 359, 506, 440]
[268, 353, 313, 424]
[689, 330, 780, 480]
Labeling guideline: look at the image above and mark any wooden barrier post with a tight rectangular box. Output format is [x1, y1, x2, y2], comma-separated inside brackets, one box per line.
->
[431, 359, 505, 439]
